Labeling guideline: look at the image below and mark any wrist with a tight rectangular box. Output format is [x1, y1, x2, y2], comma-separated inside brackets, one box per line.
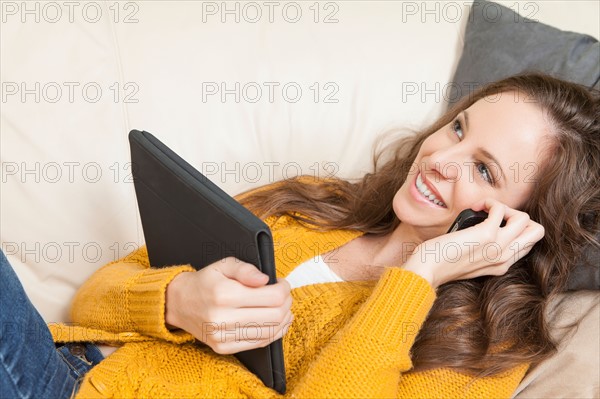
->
[403, 252, 437, 289]
[165, 271, 188, 330]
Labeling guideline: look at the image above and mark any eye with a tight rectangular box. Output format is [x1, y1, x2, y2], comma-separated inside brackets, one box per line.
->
[452, 117, 496, 186]
[476, 162, 495, 186]
[452, 119, 464, 139]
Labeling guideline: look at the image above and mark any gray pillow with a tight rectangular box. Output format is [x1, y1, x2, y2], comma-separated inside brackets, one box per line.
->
[570, 244, 600, 290]
[448, 0, 599, 104]
[448, 0, 599, 291]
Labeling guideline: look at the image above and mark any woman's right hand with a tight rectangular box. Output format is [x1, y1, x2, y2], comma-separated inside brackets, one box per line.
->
[403, 198, 545, 289]
[165, 257, 293, 354]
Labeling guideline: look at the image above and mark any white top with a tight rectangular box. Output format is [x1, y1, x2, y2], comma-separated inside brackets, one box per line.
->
[285, 254, 345, 289]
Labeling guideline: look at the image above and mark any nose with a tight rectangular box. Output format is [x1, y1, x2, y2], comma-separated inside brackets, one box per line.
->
[427, 147, 463, 183]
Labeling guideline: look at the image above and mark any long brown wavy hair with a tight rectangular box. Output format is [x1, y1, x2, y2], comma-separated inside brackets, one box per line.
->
[236, 73, 600, 377]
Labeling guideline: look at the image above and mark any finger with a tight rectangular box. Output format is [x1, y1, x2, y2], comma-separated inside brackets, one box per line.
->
[216, 258, 269, 288]
[248, 309, 294, 343]
[505, 222, 545, 263]
[207, 276, 290, 308]
[463, 224, 543, 279]
[276, 277, 291, 291]
[212, 317, 289, 343]
[497, 214, 542, 257]
[203, 296, 292, 329]
[219, 296, 292, 327]
[251, 310, 294, 346]
[474, 199, 506, 238]
[229, 280, 291, 308]
[471, 197, 504, 213]
[207, 311, 294, 354]
[268, 310, 294, 342]
[496, 210, 530, 243]
[469, 197, 489, 212]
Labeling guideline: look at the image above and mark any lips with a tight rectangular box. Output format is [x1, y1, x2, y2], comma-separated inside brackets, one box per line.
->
[415, 173, 447, 208]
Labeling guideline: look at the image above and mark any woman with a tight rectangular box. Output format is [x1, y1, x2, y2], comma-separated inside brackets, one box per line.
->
[2, 73, 598, 398]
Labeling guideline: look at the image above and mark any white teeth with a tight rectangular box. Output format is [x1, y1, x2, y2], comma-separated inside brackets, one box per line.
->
[416, 173, 446, 207]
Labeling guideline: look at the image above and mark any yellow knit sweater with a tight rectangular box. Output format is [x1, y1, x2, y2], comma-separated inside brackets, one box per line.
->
[49, 197, 529, 398]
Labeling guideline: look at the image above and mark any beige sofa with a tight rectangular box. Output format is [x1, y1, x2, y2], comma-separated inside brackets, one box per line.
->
[1, 1, 598, 396]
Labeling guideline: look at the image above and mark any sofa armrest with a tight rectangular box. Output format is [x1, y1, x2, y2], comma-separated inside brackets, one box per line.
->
[512, 291, 600, 398]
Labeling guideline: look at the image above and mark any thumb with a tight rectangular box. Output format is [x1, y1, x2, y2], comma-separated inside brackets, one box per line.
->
[218, 259, 269, 288]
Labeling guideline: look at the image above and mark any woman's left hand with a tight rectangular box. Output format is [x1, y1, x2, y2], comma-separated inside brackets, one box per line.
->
[403, 198, 545, 289]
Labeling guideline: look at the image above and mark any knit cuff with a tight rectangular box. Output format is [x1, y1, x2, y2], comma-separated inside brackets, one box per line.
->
[128, 265, 196, 344]
[349, 268, 436, 352]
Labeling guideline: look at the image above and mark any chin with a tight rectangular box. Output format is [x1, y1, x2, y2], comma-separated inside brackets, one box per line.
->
[392, 187, 417, 224]
[392, 188, 452, 237]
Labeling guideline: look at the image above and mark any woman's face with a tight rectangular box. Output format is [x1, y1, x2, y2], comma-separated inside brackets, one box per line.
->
[393, 91, 553, 240]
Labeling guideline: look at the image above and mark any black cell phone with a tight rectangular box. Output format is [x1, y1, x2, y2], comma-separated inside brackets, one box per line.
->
[446, 209, 506, 234]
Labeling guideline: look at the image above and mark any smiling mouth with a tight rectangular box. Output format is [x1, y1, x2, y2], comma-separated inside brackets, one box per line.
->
[416, 173, 447, 208]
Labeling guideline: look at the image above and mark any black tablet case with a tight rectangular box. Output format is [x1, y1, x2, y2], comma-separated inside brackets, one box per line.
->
[128, 130, 286, 393]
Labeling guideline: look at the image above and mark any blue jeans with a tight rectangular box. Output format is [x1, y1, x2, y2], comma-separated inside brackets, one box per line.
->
[0, 249, 104, 399]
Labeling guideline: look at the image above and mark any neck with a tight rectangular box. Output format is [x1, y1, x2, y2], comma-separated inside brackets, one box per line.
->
[360, 221, 430, 279]
[325, 221, 438, 281]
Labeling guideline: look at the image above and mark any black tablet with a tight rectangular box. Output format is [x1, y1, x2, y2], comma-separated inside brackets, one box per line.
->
[128, 129, 286, 394]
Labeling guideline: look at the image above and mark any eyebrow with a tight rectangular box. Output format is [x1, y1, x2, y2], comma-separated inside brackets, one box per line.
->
[462, 110, 507, 186]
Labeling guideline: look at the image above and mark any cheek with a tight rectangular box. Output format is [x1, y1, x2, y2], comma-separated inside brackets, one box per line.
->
[419, 135, 441, 156]
[496, 186, 532, 210]
[451, 178, 524, 216]
[415, 131, 452, 166]
[451, 179, 491, 210]
[392, 181, 408, 212]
